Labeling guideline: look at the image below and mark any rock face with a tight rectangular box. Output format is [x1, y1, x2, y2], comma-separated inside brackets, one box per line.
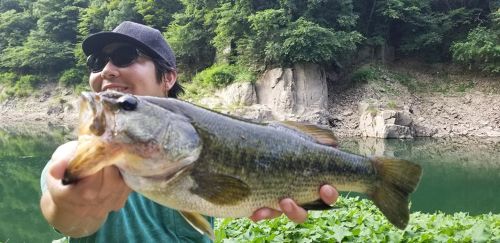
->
[255, 63, 328, 121]
[358, 101, 437, 138]
[201, 63, 330, 124]
[199, 82, 257, 107]
[218, 82, 257, 106]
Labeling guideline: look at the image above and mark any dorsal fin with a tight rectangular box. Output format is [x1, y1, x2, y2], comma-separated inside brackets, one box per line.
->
[270, 121, 338, 147]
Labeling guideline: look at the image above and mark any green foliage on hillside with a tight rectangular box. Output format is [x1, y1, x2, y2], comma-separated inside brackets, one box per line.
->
[0, 0, 497, 98]
[452, 9, 500, 73]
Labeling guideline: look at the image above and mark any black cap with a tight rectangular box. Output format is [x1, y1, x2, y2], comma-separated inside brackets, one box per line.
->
[82, 21, 176, 69]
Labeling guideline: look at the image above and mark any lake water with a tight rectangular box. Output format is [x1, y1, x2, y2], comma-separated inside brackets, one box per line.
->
[0, 125, 499, 242]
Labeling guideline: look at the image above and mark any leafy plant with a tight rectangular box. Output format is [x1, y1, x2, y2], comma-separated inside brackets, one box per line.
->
[5, 75, 40, 97]
[387, 100, 398, 109]
[58, 68, 86, 86]
[214, 196, 500, 242]
[451, 21, 500, 73]
[192, 64, 256, 89]
[351, 65, 380, 83]
[192, 64, 236, 88]
[0, 72, 17, 86]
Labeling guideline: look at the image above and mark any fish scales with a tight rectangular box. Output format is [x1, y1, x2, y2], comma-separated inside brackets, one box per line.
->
[159, 98, 378, 211]
[64, 91, 423, 240]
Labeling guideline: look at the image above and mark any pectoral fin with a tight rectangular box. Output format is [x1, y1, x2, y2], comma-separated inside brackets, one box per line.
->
[190, 173, 251, 205]
[180, 211, 214, 240]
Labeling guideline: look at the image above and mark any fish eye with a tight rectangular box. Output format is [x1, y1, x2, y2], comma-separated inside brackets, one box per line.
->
[117, 95, 138, 111]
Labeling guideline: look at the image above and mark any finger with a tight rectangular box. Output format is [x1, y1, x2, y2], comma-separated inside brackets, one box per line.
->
[49, 158, 69, 180]
[280, 198, 308, 224]
[249, 208, 282, 222]
[319, 185, 339, 205]
[100, 166, 132, 211]
[102, 166, 126, 185]
[76, 166, 130, 210]
[111, 187, 131, 211]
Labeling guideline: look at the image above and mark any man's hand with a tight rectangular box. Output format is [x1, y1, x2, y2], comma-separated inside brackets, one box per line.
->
[40, 141, 132, 237]
[249, 185, 339, 223]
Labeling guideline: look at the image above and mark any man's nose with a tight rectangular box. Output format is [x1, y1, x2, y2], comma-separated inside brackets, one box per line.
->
[101, 61, 120, 79]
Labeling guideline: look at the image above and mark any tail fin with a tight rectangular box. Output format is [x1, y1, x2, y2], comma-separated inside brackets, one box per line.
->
[370, 157, 422, 229]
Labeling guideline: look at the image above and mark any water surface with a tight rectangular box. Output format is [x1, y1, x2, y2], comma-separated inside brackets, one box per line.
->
[0, 125, 73, 242]
[339, 137, 500, 215]
[0, 125, 498, 242]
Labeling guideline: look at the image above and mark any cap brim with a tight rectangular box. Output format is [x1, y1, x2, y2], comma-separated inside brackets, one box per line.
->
[82, 32, 160, 59]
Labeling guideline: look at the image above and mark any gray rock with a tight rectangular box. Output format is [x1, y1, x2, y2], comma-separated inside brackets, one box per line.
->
[396, 112, 413, 126]
[256, 63, 328, 120]
[358, 100, 435, 138]
[218, 82, 257, 106]
[47, 105, 63, 115]
[414, 124, 438, 137]
[385, 125, 413, 138]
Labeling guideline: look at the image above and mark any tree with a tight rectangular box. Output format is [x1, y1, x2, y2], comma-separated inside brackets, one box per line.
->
[165, 0, 217, 79]
[135, 0, 183, 31]
[0, 0, 85, 74]
[281, 18, 363, 65]
[212, 1, 251, 63]
[237, 9, 288, 69]
[0, 10, 35, 50]
[0, 30, 75, 73]
[451, 9, 500, 73]
[77, 0, 108, 37]
[103, 0, 141, 30]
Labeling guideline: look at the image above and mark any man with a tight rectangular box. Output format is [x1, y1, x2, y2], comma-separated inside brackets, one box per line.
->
[40, 21, 339, 242]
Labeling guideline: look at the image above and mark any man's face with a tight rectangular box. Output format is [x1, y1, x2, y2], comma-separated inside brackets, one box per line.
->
[88, 43, 166, 97]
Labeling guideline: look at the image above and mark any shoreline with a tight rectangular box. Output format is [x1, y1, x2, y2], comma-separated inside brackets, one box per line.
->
[1, 79, 500, 138]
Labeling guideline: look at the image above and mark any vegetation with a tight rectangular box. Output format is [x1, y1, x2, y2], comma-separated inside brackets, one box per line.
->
[452, 9, 500, 73]
[215, 196, 500, 242]
[0, 0, 497, 98]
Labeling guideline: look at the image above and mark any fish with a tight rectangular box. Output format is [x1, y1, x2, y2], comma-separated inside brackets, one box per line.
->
[63, 91, 423, 240]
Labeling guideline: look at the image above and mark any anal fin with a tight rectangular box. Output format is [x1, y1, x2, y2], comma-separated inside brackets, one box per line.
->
[180, 211, 214, 241]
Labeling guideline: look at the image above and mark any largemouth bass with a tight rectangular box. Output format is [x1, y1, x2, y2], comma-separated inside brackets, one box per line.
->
[63, 91, 422, 239]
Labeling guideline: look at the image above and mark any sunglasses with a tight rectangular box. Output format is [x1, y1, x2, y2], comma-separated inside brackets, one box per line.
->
[86, 45, 146, 73]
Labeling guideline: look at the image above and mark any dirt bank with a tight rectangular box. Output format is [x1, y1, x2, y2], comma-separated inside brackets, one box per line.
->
[1, 64, 499, 137]
[328, 63, 500, 137]
[0, 83, 79, 128]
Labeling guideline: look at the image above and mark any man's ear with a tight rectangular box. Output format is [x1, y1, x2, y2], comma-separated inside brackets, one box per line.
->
[162, 71, 177, 93]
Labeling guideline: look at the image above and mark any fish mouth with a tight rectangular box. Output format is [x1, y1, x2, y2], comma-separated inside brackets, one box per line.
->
[63, 92, 122, 185]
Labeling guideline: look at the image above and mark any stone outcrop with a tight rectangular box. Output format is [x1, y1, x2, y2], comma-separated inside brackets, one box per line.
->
[199, 82, 257, 108]
[255, 63, 328, 121]
[199, 63, 330, 124]
[218, 82, 257, 106]
[358, 100, 437, 138]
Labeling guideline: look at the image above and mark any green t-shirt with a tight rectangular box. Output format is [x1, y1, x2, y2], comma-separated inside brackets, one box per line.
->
[41, 162, 213, 243]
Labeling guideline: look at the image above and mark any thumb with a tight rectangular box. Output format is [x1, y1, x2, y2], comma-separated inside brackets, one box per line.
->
[49, 141, 78, 180]
[49, 158, 68, 180]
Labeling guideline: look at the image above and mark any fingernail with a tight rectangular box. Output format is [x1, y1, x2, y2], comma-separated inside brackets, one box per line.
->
[325, 186, 335, 196]
[261, 208, 272, 218]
